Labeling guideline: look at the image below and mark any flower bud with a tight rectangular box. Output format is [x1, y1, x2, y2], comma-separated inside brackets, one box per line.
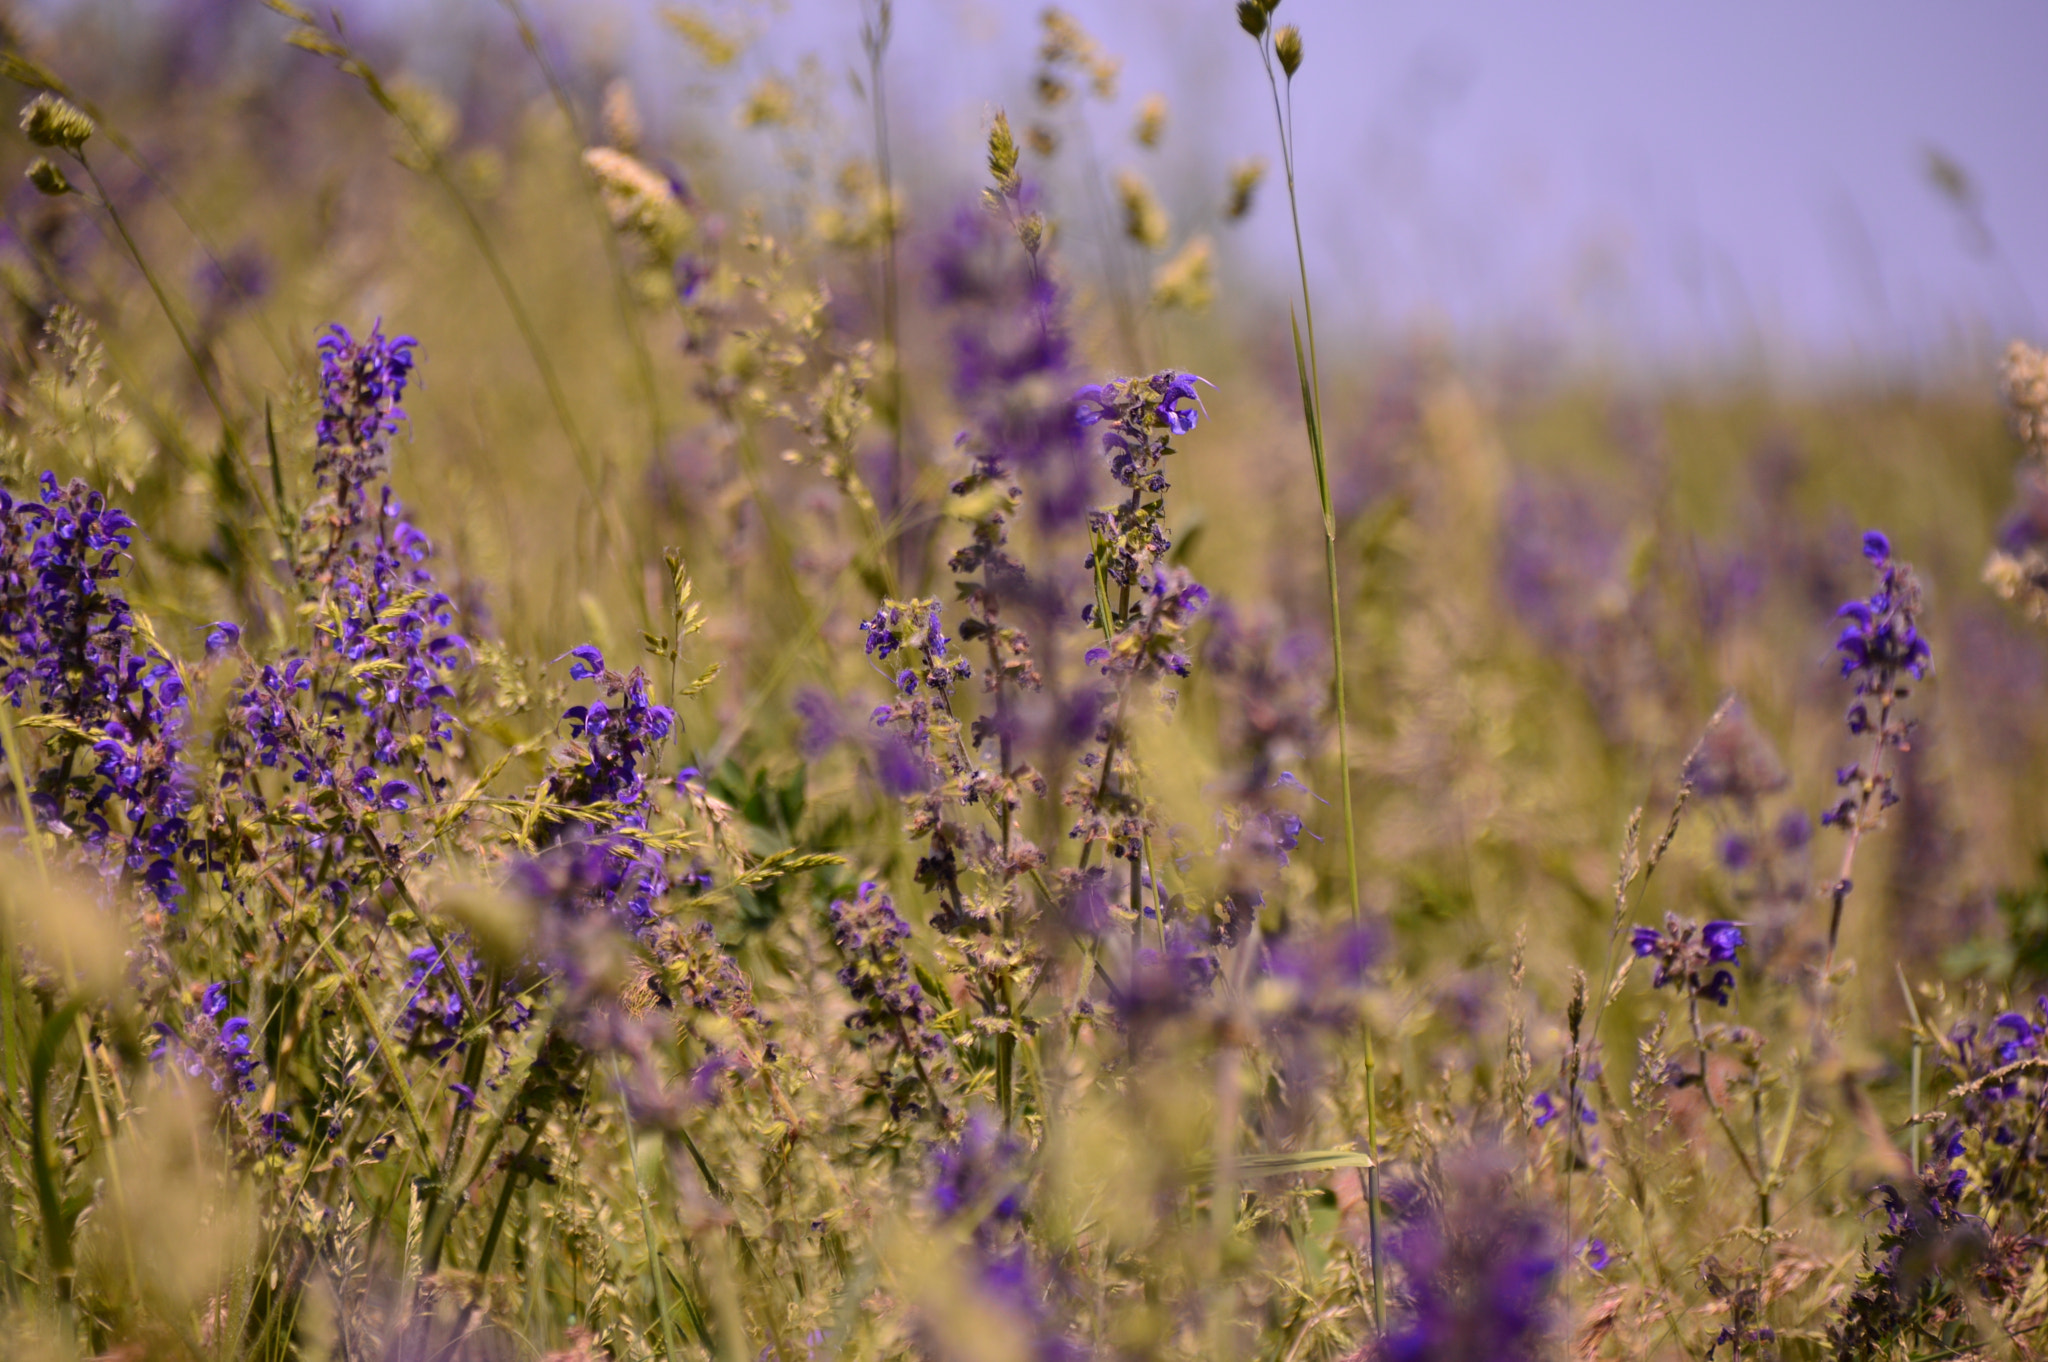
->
[25, 157, 71, 196]
[20, 93, 92, 152]
[1236, 1, 1266, 37]
[1274, 25, 1304, 76]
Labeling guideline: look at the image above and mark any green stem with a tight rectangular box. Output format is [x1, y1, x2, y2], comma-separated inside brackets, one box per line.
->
[315, 934, 435, 1156]
[417, 969, 500, 1274]
[612, 1057, 686, 1362]
[862, 0, 910, 579]
[77, 154, 237, 445]
[496, 0, 666, 466]
[1259, 34, 1380, 1330]
[0, 702, 41, 1108]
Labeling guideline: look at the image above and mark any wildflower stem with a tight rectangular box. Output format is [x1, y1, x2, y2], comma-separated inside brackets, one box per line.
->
[1686, 996, 1764, 1193]
[0, 704, 38, 1129]
[1899, 965, 1926, 1171]
[320, 34, 629, 577]
[1824, 691, 1894, 981]
[496, 0, 667, 465]
[1259, 34, 1381, 1329]
[861, 0, 911, 578]
[418, 969, 502, 1274]
[613, 1055, 687, 1362]
[76, 154, 237, 446]
[314, 931, 436, 1158]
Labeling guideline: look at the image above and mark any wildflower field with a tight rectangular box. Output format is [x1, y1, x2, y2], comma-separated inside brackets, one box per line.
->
[0, 2, 2044, 1359]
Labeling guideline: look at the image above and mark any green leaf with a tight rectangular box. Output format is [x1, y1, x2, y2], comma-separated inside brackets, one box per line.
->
[1195, 1148, 1376, 1182]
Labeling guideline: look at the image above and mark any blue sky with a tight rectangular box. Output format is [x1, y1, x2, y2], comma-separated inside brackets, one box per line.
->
[395, 0, 2048, 372]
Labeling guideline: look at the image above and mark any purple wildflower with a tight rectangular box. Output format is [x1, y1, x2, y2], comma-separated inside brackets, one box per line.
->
[1632, 915, 1744, 1007]
[1382, 1147, 1559, 1362]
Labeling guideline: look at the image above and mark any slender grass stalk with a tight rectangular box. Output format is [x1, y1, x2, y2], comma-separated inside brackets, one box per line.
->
[495, 0, 667, 467]
[1250, 24, 1382, 1330]
[0, 47, 297, 371]
[0, 703, 41, 1121]
[287, 19, 629, 579]
[612, 1056, 686, 1362]
[76, 156, 235, 443]
[0, 704, 146, 1326]
[860, 0, 912, 583]
[1898, 965, 1927, 1173]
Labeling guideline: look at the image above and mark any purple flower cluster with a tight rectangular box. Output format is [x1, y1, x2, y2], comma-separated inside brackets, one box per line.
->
[542, 648, 677, 930]
[1076, 371, 1205, 592]
[1823, 531, 1927, 831]
[1258, 923, 1378, 1031]
[829, 880, 951, 1113]
[930, 1111, 1026, 1229]
[396, 942, 488, 1058]
[0, 473, 192, 909]
[932, 202, 1088, 529]
[1630, 915, 1744, 1007]
[1530, 1089, 1596, 1130]
[920, 1111, 1086, 1362]
[1075, 371, 1202, 494]
[307, 320, 419, 556]
[1203, 612, 1326, 942]
[862, 598, 969, 777]
[151, 981, 258, 1099]
[1081, 565, 1208, 680]
[218, 324, 466, 910]
[1832, 998, 2048, 1355]
[1834, 532, 1931, 696]
[553, 647, 675, 812]
[1104, 921, 1221, 1034]
[1382, 1148, 1559, 1362]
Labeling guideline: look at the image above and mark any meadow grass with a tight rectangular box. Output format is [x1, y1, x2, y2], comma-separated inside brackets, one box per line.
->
[0, 4, 2045, 1361]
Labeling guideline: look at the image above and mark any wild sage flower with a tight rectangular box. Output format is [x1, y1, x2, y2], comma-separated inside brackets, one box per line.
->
[551, 647, 676, 813]
[306, 321, 420, 555]
[829, 880, 952, 1114]
[218, 325, 466, 912]
[1530, 1090, 1596, 1130]
[1822, 531, 1927, 831]
[151, 981, 259, 1099]
[1081, 566, 1208, 679]
[1630, 914, 1744, 1007]
[1382, 1147, 1559, 1362]
[1257, 923, 1378, 1031]
[862, 598, 969, 779]
[0, 474, 192, 909]
[1832, 996, 2048, 1356]
[930, 1111, 1026, 1231]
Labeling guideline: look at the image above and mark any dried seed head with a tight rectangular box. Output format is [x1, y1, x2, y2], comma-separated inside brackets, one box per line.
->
[20, 93, 91, 152]
[601, 78, 643, 153]
[1236, 1, 1267, 38]
[25, 156, 71, 195]
[1274, 25, 1304, 77]
[1134, 93, 1167, 149]
[1225, 157, 1267, 220]
[1115, 169, 1169, 251]
[2003, 339, 2048, 459]
[987, 109, 1021, 197]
